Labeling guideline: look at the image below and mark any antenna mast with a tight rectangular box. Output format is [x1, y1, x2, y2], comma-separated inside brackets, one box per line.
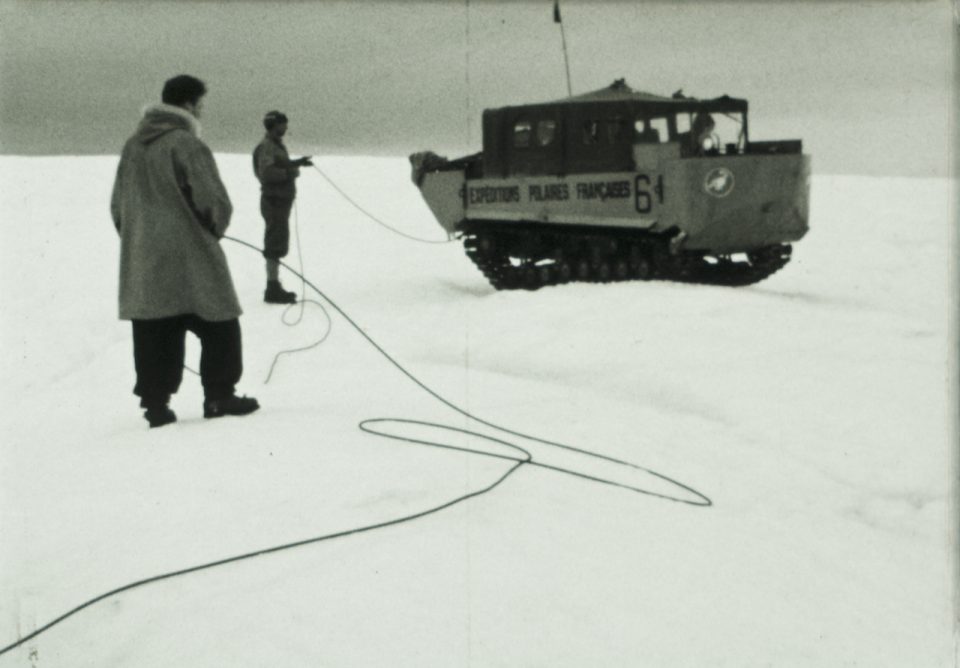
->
[465, 0, 472, 147]
[554, 0, 572, 96]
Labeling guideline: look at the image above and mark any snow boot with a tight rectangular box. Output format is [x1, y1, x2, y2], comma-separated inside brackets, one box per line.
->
[203, 394, 260, 419]
[264, 280, 297, 304]
[144, 406, 177, 428]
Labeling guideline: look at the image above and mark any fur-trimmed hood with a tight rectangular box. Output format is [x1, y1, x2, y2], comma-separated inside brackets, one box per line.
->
[135, 103, 202, 145]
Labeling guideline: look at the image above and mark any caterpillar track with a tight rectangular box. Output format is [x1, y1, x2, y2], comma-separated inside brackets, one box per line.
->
[461, 221, 792, 290]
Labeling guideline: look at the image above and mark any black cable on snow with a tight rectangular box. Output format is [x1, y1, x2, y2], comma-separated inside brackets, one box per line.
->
[262, 200, 332, 384]
[225, 235, 710, 506]
[310, 164, 454, 244]
[0, 461, 525, 657]
[0, 236, 711, 657]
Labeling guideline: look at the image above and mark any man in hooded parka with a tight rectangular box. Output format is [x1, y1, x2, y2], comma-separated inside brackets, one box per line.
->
[111, 74, 259, 428]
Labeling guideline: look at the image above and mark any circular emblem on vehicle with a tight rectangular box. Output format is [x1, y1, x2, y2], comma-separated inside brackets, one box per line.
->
[704, 167, 735, 198]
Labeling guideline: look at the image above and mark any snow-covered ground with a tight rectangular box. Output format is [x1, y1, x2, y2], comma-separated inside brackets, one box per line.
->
[0, 154, 955, 666]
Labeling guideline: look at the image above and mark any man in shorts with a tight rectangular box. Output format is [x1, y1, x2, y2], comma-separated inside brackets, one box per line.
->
[253, 110, 313, 304]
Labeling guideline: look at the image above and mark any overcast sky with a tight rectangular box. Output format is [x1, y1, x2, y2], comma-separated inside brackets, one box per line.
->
[0, 0, 954, 175]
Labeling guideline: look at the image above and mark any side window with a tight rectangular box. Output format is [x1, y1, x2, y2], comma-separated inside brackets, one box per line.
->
[605, 119, 625, 144]
[536, 120, 557, 146]
[513, 119, 532, 148]
[635, 118, 668, 144]
[675, 113, 691, 136]
[582, 120, 599, 145]
[651, 118, 669, 143]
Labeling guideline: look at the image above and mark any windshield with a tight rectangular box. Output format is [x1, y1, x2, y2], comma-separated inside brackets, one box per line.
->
[677, 110, 746, 154]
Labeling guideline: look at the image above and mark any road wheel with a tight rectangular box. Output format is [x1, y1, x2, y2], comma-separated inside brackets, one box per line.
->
[595, 262, 612, 282]
[636, 256, 653, 280]
[522, 267, 540, 290]
[478, 235, 495, 253]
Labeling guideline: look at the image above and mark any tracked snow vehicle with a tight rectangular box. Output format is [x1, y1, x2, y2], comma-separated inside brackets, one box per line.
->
[411, 79, 810, 289]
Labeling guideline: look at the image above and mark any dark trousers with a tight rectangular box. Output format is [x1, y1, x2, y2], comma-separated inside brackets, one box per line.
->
[261, 195, 293, 260]
[132, 315, 243, 408]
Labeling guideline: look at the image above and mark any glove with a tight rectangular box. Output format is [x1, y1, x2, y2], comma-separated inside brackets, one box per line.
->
[297, 156, 313, 167]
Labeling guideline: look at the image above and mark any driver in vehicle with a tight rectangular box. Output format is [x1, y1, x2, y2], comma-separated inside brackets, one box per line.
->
[679, 112, 715, 156]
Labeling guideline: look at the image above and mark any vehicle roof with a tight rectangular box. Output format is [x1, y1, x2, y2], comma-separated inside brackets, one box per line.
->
[490, 78, 749, 114]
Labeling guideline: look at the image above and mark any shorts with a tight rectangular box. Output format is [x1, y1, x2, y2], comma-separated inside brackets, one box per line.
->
[261, 195, 294, 259]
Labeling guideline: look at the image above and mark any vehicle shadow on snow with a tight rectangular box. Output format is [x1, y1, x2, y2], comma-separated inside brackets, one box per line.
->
[435, 278, 497, 298]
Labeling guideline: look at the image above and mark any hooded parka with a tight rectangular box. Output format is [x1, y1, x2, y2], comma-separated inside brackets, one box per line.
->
[111, 104, 242, 321]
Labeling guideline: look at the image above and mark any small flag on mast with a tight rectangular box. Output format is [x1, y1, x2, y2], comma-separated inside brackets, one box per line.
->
[553, 0, 562, 23]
